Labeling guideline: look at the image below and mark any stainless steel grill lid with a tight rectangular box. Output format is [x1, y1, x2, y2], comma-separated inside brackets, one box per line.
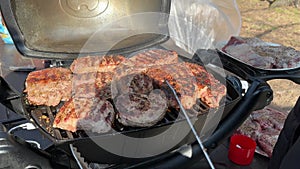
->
[0, 0, 171, 59]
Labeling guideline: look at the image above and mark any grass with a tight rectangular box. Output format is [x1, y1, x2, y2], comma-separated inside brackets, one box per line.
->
[237, 0, 300, 50]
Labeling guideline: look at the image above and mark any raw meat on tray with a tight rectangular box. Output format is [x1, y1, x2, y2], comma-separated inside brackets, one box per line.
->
[236, 106, 288, 157]
[222, 36, 300, 69]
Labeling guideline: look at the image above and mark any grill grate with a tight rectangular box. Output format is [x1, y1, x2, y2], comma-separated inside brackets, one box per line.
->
[27, 97, 211, 141]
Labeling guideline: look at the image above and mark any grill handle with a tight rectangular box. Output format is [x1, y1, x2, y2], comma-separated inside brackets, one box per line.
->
[124, 80, 273, 169]
[0, 76, 25, 116]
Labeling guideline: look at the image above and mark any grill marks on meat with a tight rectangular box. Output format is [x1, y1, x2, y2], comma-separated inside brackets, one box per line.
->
[145, 63, 198, 110]
[26, 49, 226, 134]
[72, 72, 113, 99]
[116, 90, 167, 127]
[222, 36, 300, 69]
[53, 98, 115, 133]
[184, 62, 226, 108]
[53, 98, 78, 132]
[123, 49, 178, 68]
[70, 55, 126, 74]
[111, 50, 179, 127]
[145, 63, 226, 110]
[25, 68, 72, 106]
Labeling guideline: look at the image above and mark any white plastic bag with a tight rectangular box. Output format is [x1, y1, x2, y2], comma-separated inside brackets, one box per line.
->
[168, 0, 241, 54]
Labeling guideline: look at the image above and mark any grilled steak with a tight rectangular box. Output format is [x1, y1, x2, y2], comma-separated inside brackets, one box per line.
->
[52, 98, 78, 132]
[112, 49, 178, 98]
[25, 67, 72, 106]
[123, 49, 178, 68]
[53, 97, 115, 133]
[145, 62, 226, 110]
[184, 62, 226, 108]
[116, 89, 167, 127]
[70, 55, 126, 74]
[72, 72, 113, 99]
[111, 72, 154, 98]
[145, 63, 199, 110]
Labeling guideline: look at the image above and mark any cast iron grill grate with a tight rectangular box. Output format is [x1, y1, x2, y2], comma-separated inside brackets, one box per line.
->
[26, 97, 212, 141]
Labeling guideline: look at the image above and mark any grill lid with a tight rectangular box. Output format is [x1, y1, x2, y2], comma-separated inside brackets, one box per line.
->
[0, 0, 171, 59]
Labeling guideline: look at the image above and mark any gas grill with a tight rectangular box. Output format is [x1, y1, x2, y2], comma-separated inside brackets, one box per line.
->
[0, 0, 299, 169]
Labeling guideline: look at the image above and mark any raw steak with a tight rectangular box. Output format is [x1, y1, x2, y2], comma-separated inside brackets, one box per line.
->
[235, 119, 261, 140]
[257, 129, 281, 158]
[24, 67, 72, 106]
[222, 36, 300, 69]
[222, 36, 275, 69]
[53, 97, 115, 133]
[116, 89, 168, 127]
[236, 106, 288, 157]
[251, 107, 287, 130]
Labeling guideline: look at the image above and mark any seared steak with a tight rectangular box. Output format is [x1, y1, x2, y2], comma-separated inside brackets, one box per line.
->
[116, 89, 167, 127]
[70, 55, 126, 74]
[145, 63, 199, 110]
[112, 49, 178, 98]
[145, 62, 226, 110]
[25, 67, 72, 106]
[53, 97, 115, 133]
[111, 72, 154, 98]
[123, 49, 178, 68]
[72, 72, 113, 99]
[184, 62, 226, 108]
[53, 98, 78, 132]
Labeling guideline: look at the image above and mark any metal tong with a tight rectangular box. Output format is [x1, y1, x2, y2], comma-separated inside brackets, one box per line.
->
[165, 80, 215, 169]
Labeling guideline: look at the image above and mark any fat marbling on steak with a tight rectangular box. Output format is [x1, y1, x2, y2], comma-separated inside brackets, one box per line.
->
[53, 97, 115, 133]
[70, 55, 126, 74]
[236, 106, 288, 157]
[24, 67, 72, 106]
[222, 36, 300, 69]
[116, 89, 168, 127]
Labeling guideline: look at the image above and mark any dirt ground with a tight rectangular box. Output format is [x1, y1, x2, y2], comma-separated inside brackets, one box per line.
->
[237, 0, 300, 112]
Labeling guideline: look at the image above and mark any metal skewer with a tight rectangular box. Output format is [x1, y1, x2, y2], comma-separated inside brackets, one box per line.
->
[165, 80, 215, 169]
